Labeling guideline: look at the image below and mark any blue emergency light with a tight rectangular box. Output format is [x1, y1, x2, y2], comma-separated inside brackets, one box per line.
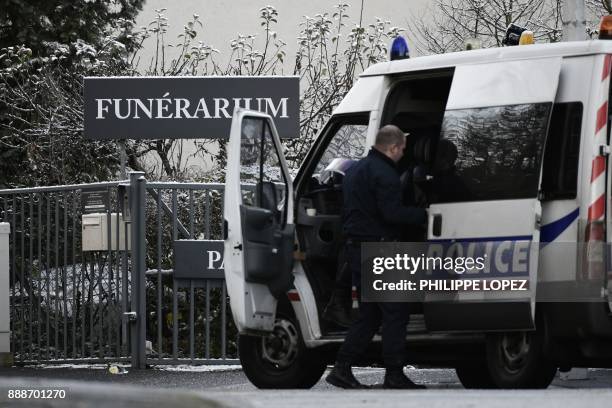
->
[390, 36, 410, 61]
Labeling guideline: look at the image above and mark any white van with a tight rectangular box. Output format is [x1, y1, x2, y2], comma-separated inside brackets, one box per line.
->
[223, 39, 612, 389]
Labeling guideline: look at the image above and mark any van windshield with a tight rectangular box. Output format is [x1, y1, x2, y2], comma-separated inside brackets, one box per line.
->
[432, 103, 551, 203]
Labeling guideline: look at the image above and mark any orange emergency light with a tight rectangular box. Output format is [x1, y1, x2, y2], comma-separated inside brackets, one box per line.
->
[519, 30, 534, 45]
[599, 15, 612, 39]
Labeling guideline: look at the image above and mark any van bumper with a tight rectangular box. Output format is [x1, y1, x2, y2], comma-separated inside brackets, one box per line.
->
[424, 301, 534, 332]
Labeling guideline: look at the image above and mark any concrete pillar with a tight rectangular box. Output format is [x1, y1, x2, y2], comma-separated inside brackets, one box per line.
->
[0, 223, 12, 367]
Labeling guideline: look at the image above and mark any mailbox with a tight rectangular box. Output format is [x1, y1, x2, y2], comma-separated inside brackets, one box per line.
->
[82, 213, 130, 251]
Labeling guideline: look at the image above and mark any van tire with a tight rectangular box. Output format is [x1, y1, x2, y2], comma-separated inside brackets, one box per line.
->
[238, 314, 327, 389]
[455, 363, 496, 389]
[486, 331, 557, 389]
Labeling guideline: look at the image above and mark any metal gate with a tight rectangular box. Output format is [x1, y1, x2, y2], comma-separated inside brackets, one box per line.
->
[143, 179, 238, 367]
[0, 172, 238, 368]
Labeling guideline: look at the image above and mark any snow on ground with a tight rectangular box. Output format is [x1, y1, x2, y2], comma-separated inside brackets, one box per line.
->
[154, 364, 242, 372]
[24, 362, 242, 372]
[24, 363, 130, 370]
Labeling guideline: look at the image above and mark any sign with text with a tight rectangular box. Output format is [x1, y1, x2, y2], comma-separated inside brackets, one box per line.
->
[81, 189, 109, 213]
[84, 76, 300, 140]
[173, 240, 225, 280]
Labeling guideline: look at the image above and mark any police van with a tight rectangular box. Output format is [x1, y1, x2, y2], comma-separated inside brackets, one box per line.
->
[223, 26, 612, 389]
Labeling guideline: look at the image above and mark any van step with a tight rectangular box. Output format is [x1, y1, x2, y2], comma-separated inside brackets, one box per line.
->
[319, 332, 484, 344]
[322, 314, 428, 337]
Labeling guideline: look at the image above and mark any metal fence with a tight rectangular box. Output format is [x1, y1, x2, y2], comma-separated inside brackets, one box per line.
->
[0, 173, 238, 367]
[144, 181, 237, 366]
[0, 180, 130, 365]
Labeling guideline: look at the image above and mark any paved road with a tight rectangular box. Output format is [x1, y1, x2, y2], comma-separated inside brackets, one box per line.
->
[0, 367, 611, 407]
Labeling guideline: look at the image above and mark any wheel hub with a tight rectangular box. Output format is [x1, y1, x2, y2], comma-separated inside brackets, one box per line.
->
[500, 332, 530, 372]
[261, 318, 299, 368]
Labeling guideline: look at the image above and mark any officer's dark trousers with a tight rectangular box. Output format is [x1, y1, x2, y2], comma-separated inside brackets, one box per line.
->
[336, 244, 409, 368]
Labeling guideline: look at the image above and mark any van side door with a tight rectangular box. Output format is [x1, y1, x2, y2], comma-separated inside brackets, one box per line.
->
[425, 58, 562, 331]
[224, 109, 294, 334]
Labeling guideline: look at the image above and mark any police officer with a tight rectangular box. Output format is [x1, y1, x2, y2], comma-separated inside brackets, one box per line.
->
[325, 125, 427, 389]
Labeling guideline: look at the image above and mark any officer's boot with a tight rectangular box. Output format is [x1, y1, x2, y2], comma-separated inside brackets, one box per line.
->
[323, 289, 352, 328]
[383, 366, 426, 389]
[325, 361, 368, 389]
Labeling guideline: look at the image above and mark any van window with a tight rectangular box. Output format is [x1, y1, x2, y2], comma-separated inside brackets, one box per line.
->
[240, 117, 287, 218]
[313, 117, 369, 176]
[381, 72, 454, 160]
[540, 102, 583, 200]
[431, 103, 551, 203]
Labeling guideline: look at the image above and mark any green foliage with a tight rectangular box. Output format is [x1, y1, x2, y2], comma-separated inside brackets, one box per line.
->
[0, 0, 146, 188]
[0, 0, 145, 56]
[0, 40, 134, 187]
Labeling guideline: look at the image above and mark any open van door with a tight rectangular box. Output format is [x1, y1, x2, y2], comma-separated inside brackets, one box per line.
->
[425, 57, 562, 331]
[224, 109, 295, 334]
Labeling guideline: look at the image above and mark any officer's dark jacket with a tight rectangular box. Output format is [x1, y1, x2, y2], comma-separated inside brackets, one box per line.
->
[342, 148, 427, 240]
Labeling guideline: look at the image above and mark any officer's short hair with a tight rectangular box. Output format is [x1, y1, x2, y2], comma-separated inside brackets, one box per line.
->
[375, 125, 406, 147]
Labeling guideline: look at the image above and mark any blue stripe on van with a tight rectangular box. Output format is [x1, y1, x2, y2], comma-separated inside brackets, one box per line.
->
[540, 208, 579, 245]
[429, 235, 533, 243]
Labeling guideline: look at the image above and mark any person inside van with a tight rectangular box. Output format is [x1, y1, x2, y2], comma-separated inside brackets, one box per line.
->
[428, 139, 471, 203]
[398, 132, 430, 241]
[325, 125, 427, 390]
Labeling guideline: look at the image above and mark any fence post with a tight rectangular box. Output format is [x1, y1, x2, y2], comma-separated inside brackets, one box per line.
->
[0, 223, 12, 367]
[129, 172, 147, 369]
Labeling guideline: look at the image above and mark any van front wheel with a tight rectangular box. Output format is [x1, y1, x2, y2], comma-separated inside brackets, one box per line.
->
[486, 331, 557, 389]
[238, 315, 327, 389]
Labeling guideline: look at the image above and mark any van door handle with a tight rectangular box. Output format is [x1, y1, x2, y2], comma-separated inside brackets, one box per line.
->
[433, 214, 442, 237]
